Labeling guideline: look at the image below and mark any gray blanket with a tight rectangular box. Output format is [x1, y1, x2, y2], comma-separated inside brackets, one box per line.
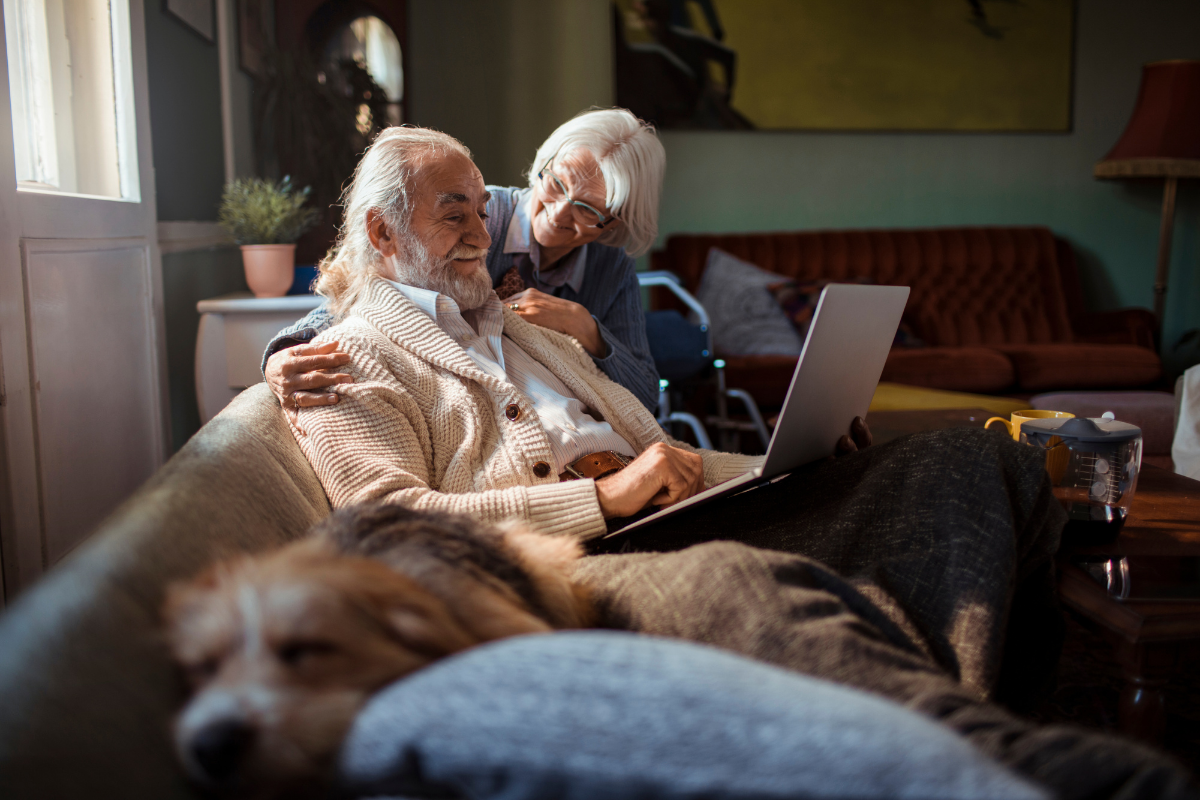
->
[580, 428, 1197, 800]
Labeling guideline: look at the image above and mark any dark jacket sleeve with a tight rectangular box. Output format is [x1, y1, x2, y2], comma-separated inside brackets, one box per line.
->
[260, 305, 337, 374]
[586, 253, 660, 414]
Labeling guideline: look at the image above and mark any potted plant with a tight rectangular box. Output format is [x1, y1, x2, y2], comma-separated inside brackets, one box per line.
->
[218, 176, 318, 297]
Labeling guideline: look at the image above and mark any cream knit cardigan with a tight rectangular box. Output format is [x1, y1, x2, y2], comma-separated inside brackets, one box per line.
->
[290, 278, 763, 540]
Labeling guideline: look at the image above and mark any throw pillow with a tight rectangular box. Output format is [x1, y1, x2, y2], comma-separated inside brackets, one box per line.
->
[337, 632, 1047, 800]
[769, 278, 925, 347]
[694, 248, 805, 355]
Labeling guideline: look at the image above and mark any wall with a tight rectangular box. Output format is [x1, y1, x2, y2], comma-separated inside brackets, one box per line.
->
[145, 1, 253, 451]
[144, 2, 227, 220]
[655, 1, 1200, 352]
[407, 0, 614, 188]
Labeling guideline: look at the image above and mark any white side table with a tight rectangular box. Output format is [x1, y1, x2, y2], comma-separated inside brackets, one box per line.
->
[195, 293, 323, 423]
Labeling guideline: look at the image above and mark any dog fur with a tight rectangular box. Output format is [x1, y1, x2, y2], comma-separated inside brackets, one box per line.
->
[163, 504, 591, 797]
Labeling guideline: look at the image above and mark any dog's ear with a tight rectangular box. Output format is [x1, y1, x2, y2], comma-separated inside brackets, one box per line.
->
[345, 561, 485, 658]
[383, 597, 482, 658]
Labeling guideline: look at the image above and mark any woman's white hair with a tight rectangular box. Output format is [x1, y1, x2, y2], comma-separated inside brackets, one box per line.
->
[316, 126, 472, 314]
[526, 108, 665, 258]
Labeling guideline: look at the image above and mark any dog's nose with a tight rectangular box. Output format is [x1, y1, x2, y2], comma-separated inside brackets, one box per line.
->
[190, 719, 255, 784]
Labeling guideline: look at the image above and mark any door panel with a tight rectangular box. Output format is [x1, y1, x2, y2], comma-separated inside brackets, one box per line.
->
[0, 0, 164, 599]
[23, 237, 162, 564]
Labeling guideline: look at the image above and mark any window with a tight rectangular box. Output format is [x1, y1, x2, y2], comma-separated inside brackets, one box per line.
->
[4, 0, 139, 199]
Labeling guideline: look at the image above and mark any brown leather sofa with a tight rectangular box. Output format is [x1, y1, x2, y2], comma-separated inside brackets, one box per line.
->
[651, 227, 1161, 405]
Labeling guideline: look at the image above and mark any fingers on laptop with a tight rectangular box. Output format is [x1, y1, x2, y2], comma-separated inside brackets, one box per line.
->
[851, 416, 873, 449]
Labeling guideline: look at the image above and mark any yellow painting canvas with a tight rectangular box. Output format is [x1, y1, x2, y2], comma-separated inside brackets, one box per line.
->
[613, 0, 1075, 131]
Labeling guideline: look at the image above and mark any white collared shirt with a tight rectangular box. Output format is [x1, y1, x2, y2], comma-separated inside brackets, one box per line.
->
[388, 281, 636, 474]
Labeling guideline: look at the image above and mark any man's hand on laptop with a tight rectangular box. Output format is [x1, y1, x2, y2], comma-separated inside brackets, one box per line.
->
[834, 416, 873, 456]
[594, 443, 705, 519]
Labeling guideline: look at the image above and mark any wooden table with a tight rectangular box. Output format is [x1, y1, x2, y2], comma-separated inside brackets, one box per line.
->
[1058, 466, 1200, 742]
[867, 407, 1200, 742]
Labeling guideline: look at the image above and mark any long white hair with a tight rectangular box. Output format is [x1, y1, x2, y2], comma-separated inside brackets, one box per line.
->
[526, 108, 665, 258]
[316, 126, 473, 314]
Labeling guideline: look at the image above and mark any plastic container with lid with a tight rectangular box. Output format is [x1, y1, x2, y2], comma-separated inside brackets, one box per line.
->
[1019, 416, 1143, 543]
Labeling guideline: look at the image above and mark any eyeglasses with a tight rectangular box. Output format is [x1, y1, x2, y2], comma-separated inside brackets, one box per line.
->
[536, 167, 616, 229]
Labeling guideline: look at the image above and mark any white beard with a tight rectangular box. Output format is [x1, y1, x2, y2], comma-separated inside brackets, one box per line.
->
[389, 235, 493, 311]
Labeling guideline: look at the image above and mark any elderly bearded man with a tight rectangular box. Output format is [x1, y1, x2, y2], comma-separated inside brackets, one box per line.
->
[287, 127, 1195, 799]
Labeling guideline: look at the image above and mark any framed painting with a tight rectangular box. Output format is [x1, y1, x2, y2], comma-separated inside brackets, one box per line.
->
[614, 0, 1075, 131]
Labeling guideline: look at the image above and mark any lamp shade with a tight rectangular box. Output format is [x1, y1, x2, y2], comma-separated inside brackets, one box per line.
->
[1095, 60, 1200, 178]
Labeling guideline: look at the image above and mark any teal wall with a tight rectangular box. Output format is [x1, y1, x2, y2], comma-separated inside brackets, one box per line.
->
[160, 250, 249, 452]
[655, 0, 1200, 352]
[144, 2, 247, 451]
[407, 0, 614, 187]
[143, 1, 227, 221]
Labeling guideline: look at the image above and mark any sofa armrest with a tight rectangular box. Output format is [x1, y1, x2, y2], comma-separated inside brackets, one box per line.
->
[1072, 308, 1157, 350]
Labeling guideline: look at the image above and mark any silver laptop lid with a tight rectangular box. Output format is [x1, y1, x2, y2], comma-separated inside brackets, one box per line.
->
[759, 283, 909, 476]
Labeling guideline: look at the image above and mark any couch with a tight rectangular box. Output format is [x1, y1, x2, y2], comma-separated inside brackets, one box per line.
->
[651, 227, 1162, 405]
[0, 385, 1052, 800]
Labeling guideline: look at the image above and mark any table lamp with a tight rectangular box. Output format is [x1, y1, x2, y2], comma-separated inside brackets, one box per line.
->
[1094, 60, 1200, 348]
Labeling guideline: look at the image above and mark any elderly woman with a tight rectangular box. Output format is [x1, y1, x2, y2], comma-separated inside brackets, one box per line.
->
[264, 108, 664, 413]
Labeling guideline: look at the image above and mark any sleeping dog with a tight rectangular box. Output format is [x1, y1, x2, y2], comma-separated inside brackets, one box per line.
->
[163, 504, 592, 797]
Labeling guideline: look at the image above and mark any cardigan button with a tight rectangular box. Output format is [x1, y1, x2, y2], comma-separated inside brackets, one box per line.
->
[505, 404, 521, 421]
[532, 461, 551, 478]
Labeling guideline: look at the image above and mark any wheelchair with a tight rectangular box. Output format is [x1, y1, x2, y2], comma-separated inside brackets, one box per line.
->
[638, 271, 771, 452]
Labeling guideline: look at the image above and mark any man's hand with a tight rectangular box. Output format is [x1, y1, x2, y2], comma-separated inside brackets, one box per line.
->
[506, 288, 606, 358]
[265, 342, 354, 419]
[834, 416, 873, 456]
[594, 443, 705, 519]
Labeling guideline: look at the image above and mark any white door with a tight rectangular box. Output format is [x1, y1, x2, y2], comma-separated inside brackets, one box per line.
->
[0, 0, 167, 599]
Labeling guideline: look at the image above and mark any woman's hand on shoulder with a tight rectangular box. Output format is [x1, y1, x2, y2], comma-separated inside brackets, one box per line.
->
[506, 288, 606, 357]
[266, 341, 354, 426]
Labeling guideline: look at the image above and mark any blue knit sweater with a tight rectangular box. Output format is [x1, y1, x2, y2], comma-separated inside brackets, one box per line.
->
[263, 186, 659, 412]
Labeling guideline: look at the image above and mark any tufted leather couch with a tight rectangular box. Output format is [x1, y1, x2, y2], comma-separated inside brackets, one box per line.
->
[650, 227, 1161, 404]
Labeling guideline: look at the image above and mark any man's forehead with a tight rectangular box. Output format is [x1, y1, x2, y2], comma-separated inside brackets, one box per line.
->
[416, 152, 488, 205]
[437, 189, 491, 206]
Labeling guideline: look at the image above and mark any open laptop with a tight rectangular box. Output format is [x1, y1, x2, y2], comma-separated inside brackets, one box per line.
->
[608, 283, 910, 536]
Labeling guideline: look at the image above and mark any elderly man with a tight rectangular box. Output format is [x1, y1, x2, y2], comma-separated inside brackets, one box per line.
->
[288, 127, 1195, 799]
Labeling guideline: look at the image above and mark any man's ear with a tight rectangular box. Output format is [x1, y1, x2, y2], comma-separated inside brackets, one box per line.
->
[365, 208, 397, 258]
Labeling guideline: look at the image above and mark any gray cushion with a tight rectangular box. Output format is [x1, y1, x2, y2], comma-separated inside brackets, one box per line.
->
[0, 385, 328, 800]
[339, 631, 1047, 800]
[695, 247, 805, 356]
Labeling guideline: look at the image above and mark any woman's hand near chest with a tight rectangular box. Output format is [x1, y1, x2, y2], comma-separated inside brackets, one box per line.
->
[505, 287, 606, 358]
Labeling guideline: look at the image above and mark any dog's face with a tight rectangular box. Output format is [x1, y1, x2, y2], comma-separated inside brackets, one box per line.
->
[164, 538, 482, 797]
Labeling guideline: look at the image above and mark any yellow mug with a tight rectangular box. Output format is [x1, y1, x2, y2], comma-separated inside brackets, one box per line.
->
[984, 409, 1075, 441]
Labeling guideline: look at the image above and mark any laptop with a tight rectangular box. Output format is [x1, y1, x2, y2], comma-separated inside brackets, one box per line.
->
[608, 283, 910, 536]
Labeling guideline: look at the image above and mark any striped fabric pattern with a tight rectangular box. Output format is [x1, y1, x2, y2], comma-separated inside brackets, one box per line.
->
[388, 281, 637, 473]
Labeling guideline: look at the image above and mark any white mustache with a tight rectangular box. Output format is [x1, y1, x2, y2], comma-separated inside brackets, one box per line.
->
[447, 245, 488, 261]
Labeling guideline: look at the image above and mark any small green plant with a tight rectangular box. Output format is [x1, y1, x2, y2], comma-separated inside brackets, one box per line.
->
[218, 176, 318, 245]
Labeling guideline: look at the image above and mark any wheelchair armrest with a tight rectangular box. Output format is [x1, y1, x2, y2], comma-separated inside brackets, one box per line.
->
[637, 271, 710, 329]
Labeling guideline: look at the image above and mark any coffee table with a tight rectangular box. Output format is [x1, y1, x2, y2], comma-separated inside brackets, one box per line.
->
[867, 408, 1200, 743]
